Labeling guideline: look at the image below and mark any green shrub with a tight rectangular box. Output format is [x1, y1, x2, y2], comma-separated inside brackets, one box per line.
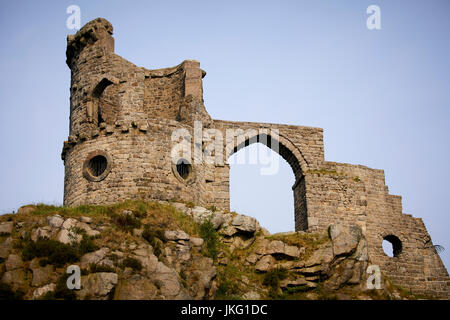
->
[207, 205, 217, 212]
[263, 268, 288, 298]
[199, 219, 218, 260]
[134, 202, 148, 219]
[21, 236, 98, 268]
[42, 273, 77, 300]
[22, 239, 80, 268]
[78, 236, 99, 255]
[111, 213, 142, 233]
[88, 263, 115, 273]
[263, 268, 288, 288]
[142, 225, 164, 257]
[215, 278, 240, 300]
[121, 257, 142, 271]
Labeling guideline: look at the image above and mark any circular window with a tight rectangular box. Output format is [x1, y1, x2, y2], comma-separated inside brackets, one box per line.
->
[382, 235, 402, 258]
[172, 158, 195, 184]
[176, 158, 192, 179]
[88, 155, 107, 177]
[83, 151, 112, 182]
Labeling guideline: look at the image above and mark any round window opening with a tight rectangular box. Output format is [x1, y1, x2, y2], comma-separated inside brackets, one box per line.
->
[88, 155, 107, 177]
[176, 158, 192, 180]
[83, 151, 112, 182]
[382, 235, 402, 258]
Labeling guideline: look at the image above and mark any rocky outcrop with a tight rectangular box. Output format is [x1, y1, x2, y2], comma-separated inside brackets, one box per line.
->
[0, 222, 14, 235]
[0, 201, 439, 300]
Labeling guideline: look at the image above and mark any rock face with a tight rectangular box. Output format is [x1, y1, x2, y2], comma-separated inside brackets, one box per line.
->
[0, 222, 14, 235]
[0, 202, 447, 300]
[33, 284, 56, 300]
[329, 224, 362, 256]
[77, 273, 118, 300]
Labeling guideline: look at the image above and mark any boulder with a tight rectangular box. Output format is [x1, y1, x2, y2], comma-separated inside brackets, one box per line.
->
[246, 253, 260, 265]
[187, 257, 216, 299]
[254, 239, 301, 259]
[298, 265, 324, 275]
[80, 248, 110, 269]
[254, 239, 271, 255]
[329, 224, 362, 256]
[188, 206, 212, 224]
[220, 225, 238, 237]
[31, 227, 52, 242]
[211, 213, 225, 229]
[115, 274, 158, 299]
[304, 243, 333, 267]
[76, 221, 100, 237]
[62, 218, 78, 230]
[153, 261, 183, 299]
[267, 240, 285, 254]
[0, 221, 14, 235]
[164, 230, 190, 241]
[242, 291, 261, 300]
[280, 277, 307, 289]
[55, 229, 82, 244]
[354, 239, 369, 262]
[80, 216, 92, 224]
[231, 235, 255, 250]
[32, 283, 56, 300]
[31, 265, 54, 287]
[46, 215, 64, 228]
[176, 244, 191, 262]
[5, 254, 23, 271]
[189, 237, 204, 247]
[0, 237, 14, 259]
[324, 259, 355, 290]
[348, 261, 366, 285]
[231, 215, 258, 233]
[255, 255, 276, 272]
[132, 250, 159, 274]
[77, 272, 118, 300]
[1, 269, 27, 290]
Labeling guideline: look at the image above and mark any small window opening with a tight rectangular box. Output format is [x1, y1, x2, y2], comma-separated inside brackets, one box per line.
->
[382, 235, 403, 258]
[176, 159, 192, 179]
[88, 155, 107, 177]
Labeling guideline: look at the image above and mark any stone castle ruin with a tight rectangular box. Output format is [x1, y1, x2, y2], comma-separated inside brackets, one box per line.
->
[61, 18, 449, 297]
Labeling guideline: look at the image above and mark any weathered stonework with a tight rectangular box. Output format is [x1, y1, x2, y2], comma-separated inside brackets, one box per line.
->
[62, 18, 449, 297]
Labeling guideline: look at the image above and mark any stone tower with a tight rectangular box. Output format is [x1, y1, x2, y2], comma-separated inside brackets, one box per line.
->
[62, 18, 449, 297]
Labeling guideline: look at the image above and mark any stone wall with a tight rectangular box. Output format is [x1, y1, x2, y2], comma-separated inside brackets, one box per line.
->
[61, 18, 449, 297]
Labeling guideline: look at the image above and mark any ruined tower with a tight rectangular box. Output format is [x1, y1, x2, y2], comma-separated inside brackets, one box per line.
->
[62, 18, 449, 297]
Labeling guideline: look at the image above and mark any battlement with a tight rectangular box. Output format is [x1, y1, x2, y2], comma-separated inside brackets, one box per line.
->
[66, 18, 114, 68]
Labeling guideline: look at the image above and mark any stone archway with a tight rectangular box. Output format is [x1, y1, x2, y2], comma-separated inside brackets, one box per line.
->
[226, 132, 308, 231]
[88, 77, 119, 127]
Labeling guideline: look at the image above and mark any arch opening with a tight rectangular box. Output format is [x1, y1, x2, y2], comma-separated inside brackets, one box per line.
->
[176, 158, 192, 180]
[91, 78, 118, 127]
[382, 235, 403, 258]
[228, 134, 307, 232]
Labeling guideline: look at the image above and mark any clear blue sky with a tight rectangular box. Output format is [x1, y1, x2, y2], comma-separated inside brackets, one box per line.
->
[0, 1, 449, 268]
